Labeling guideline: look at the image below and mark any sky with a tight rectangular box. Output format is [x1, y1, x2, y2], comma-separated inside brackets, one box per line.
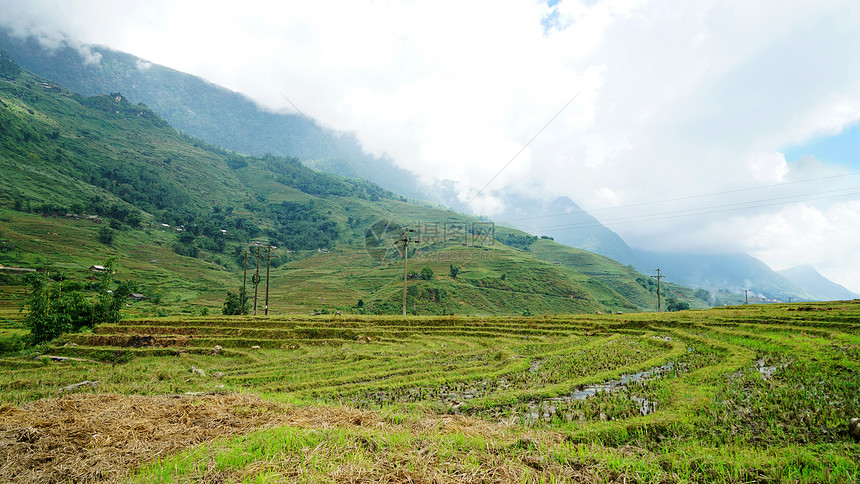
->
[3, 0, 860, 292]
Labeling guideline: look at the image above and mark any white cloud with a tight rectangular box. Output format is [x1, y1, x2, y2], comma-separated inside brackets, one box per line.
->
[745, 201, 860, 294]
[746, 152, 788, 184]
[2, 0, 860, 290]
[135, 59, 152, 72]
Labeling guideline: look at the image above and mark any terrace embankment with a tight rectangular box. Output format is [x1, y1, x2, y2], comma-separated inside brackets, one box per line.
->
[0, 301, 857, 482]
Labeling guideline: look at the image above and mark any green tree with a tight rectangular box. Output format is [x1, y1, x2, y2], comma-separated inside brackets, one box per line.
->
[222, 290, 250, 315]
[22, 272, 65, 343]
[449, 265, 461, 279]
[420, 266, 434, 281]
[98, 226, 114, 245]
[666, 297, 690, 312]
[22, 259, 131, 343]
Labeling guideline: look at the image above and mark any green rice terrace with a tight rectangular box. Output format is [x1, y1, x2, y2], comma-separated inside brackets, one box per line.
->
[0, 301, 858, 482]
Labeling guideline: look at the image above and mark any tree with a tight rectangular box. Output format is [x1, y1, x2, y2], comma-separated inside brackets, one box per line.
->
[666, 297, 690, 312]
[22, 258, 131, 343]
[222, 290, 250, 315]
[449, 265, 461, 279]
[98, 226, 114, 245]
[420, 266, 434, 281]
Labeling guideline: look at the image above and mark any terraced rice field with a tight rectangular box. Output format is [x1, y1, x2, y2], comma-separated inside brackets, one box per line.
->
[1, 301, 858, 482]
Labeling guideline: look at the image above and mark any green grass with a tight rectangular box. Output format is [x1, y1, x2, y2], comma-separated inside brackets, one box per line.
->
[0, 206, 696, 318]
[1, 302, 857, 482]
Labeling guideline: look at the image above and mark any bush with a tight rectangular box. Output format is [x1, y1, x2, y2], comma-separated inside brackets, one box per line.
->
[223, 290, 250, 315]
[420, 266, 434, 281]
[98, 226, 114, 245]
[449, 265, 461, 279]
[666, 297, 691, 312]
[22, 258, 132, 343]
[0, 334, 25, 356]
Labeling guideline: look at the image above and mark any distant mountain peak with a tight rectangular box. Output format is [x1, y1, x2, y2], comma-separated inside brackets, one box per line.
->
[778, 264, 859, 301]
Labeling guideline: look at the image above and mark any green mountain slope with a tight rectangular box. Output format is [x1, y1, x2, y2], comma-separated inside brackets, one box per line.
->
[0, 29, 430, 202]
[4, 31, 847, 305]
[0, 53, 699, 316]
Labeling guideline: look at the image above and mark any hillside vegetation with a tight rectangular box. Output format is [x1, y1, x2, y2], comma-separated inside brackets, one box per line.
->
[0, 51, 704, 318]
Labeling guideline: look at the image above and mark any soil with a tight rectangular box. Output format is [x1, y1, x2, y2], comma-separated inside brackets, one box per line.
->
[0, 392, 379, 483]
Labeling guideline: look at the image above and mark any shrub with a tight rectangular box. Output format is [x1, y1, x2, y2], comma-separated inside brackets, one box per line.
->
[223, 290, 251, 315]
[22, 258, 132, 343]
[420, 266, 434, 280]
[98, 226, 114, 245]
[0, 334, 25, 356]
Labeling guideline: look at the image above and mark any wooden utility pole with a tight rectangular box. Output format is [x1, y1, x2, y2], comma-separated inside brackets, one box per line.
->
[253, 247, 261, 315]
[395, 229, 418, 316]
[241, 251, 247, 315]
[744, 289, 749, 305]
[652, 269, 664, 312]
[265, 246, 271, 316]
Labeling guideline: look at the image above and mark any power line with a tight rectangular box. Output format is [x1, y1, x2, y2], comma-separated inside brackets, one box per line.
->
[394, 229, 418, 316]
[467, 89, 583, 205]
[523, 187, 860, 233]
[500, 170, 860, 224]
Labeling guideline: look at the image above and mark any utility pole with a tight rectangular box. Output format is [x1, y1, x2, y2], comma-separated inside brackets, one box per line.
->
[395, 228, 418, 317]
[265, 246, 272, 316]
[253, 246, 261, 315]
[242, 251, 247, 315]
[652, 269, 664, 312]
[744, 289, 749, 305]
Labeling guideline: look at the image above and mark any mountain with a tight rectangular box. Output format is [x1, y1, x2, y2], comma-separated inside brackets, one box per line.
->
[0, 28, 431, 202]
[778, 265, 860, 302]
[6, 30, 839, 306]
[494, 195, 639, 267]
[0, 52, 703, 316]
[0, 30, 653, 262]
[632, 250, 813, 303]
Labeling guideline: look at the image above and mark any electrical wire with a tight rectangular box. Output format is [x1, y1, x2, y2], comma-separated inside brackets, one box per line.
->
[500, 170, 860, 224]
[522, 187, 860, 233]
[467, 89, 583, 205]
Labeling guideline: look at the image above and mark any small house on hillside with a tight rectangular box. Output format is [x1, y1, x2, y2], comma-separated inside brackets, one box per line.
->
[129, 293, 148, 301]
[89, 265, 106, 272]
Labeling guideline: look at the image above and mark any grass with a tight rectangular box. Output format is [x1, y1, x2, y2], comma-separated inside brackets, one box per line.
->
[0, 301, 857, 482]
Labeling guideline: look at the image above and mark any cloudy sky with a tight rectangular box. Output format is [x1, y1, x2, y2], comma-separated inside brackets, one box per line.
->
[3, 0, 860, 292]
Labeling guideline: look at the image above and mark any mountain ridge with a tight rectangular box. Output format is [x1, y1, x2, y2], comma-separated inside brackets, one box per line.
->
[778, 264, 859, 302]
[1, 30, 851, 303]
[0, 51, 705, 316]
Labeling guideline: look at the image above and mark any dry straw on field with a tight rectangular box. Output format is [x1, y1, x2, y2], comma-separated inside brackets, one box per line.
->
[0, 392, 607, 483]
[0, 392, 402, 483]
[0, 392, 289, 482]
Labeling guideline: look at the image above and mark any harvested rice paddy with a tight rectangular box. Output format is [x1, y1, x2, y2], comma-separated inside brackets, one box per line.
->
[0, 301, 858, 482]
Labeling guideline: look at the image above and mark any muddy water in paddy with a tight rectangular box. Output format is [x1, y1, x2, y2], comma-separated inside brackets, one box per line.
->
[350, 358, 690, 425]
